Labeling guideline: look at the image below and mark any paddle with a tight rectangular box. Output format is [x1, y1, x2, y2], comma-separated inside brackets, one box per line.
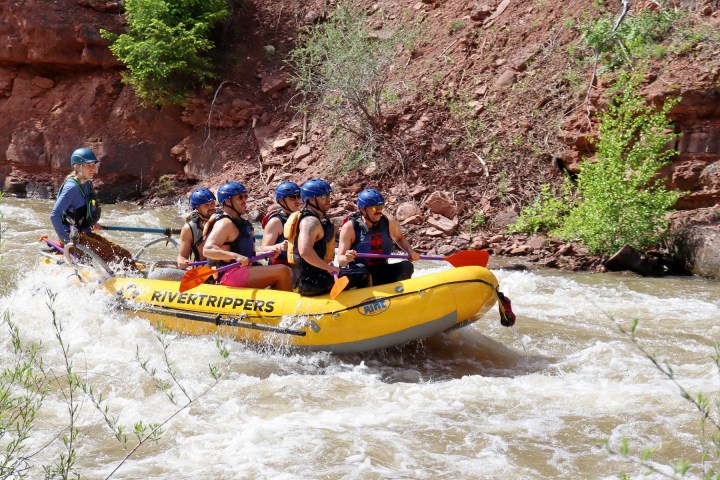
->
[101, 225, 182, 236]
[329, 269, 350, 300]
[356, 250, 489, 268]
[179, 252, 274, 292]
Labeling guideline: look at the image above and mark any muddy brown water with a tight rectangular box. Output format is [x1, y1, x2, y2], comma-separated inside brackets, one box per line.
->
[1, 197, 719, 478]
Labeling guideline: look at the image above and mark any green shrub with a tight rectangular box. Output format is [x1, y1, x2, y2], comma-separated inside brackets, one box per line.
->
[103, 0, 230, 106]
[470, 211, 486, 232]
[553, 73, 681, 255]
[581, 7, 677, 70]
[288, 2, 414, 172]
[510, 179, 575, 235]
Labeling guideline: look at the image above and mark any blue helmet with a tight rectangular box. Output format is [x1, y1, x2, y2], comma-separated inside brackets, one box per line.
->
[217, 181, 247, 205]
[275, 181, 301, 202]
[300, 178, 332, 202]
[70, 147, 98, 166]
[357, 189, 385, 208]
[189, 188, 216, 209]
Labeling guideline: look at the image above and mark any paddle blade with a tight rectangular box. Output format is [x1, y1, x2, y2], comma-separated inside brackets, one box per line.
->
[329, 275, 350, 299]
[179, 265, 217, 292]
[445, 250, 489, 268]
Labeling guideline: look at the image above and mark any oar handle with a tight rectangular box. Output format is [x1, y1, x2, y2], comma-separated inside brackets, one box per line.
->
[45, 239, 78, 261]
[356, 252, 438, 260]
[215, 252, 275, 273]
[101, 225, 182, 235]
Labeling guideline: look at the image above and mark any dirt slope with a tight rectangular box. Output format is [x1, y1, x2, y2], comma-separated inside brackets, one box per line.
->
[1, 0, 719, 269]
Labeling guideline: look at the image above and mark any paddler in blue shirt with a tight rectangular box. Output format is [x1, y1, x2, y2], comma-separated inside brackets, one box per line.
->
[49, 147, 136, 270]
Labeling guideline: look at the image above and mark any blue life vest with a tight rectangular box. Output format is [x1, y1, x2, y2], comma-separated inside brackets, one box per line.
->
[348, 212, 393, 266]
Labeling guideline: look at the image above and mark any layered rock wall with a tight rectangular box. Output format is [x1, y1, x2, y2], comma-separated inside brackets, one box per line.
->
[0, 1, 190, 200]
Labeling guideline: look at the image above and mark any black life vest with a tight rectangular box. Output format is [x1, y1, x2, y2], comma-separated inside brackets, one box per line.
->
[262, 209, 290, 264]
[61, 177, 101, 229]
[204, 213, 256, 263]
[284, 208, 335, 266]
[186, 212, 205, 262]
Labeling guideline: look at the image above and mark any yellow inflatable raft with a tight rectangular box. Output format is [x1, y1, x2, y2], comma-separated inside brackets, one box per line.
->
[40, 243, 507, 353]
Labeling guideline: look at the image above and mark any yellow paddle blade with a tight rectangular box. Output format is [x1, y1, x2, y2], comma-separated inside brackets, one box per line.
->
[329, 275, 350, 299]
[179, 265, 217, 292]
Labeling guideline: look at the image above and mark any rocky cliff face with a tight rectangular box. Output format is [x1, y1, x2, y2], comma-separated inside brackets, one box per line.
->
[0, 0, 190, 200]
[1, 0, 719, 276]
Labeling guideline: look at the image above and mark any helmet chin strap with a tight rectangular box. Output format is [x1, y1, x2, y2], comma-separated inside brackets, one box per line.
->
[225, 199, 243, 218]
[279, 198, 292, 213]
[361, 208, 379, 227]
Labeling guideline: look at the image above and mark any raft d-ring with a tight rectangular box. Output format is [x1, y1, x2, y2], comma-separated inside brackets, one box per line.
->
[394, 285, 404, 293]
[417, 289, 428, 296]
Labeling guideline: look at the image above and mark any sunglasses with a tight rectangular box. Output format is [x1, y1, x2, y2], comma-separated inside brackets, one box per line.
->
[286, 194, 301, 200]
[234, 194, 249, 201]
[369, 205, 384, 213]
[317, 193, 332, 200]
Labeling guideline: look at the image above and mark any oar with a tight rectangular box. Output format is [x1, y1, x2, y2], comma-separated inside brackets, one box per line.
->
[329, 270, 350, 300]
[356, 250, 489, 268]
[39, 236, 78, 261]
[102, 225, 265, 240]
[179, 252, 274, 292]
[101, 225, 182, 236]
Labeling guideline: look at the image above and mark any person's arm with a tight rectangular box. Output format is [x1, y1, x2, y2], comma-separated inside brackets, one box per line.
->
[176, 224, 195, 269]
[259, 217, 287, 253]
[298, 217, 339, 275]
[203, 219, 249, 265]
[49, 182, 77, 242]
[387, 214, 420, 261]
[336, 221, 358, 267]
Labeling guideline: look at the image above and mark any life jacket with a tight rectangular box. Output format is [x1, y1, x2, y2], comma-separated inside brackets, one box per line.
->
[346, 211, 393, 266]
[185, 211, 205, 262]
[262, 209, 290, 264]
[203, 213, 255, 261]
[61, 177, 101, 229]
[284, 208, 335, 266]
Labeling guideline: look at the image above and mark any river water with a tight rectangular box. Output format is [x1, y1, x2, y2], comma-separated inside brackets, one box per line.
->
[1, 197, 719, 479]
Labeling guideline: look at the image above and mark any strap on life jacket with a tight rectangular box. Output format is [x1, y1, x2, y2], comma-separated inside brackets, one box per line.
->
[61, 177, 101, 229]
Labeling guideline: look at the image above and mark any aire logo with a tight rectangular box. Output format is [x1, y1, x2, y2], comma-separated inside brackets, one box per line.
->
[358, 297, 390, 316]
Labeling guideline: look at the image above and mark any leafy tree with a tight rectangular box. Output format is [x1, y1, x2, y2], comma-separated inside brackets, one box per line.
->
[554, 73, 681, 255]
[103, 0, 229, 106]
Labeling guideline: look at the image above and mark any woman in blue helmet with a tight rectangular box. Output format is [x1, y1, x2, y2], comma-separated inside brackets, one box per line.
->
[49, 147, 136, 270]
[260, 181, 303, 266]
[284, 178, 369, 296]
[203, 181, 292, 290]
[338, 188, 420, 286]
[176, 188, 217, 270]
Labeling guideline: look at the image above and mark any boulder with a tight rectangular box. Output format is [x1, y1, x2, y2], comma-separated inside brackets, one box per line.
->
[395, 201, 423, 223]
[605, 245, 666, 277]
[672, 225, 720, 279]
[427, 214, 458, 235]
[423, 191, 461, 218]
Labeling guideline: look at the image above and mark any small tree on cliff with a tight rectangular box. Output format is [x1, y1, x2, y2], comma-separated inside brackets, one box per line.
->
[553, 73, 682, 254]
[288, 2, 414, 173]
[102, 0, 229, 106]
